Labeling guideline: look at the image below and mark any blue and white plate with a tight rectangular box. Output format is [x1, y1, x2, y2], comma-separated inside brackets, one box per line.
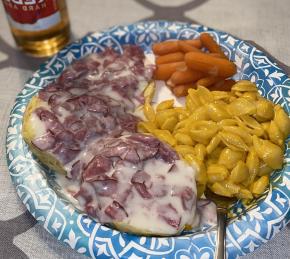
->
[6, 21, 290, 259]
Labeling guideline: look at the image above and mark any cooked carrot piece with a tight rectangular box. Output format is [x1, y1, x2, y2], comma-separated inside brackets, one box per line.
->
[172, 83, 196, 97]
[197, 76, 222, 87]
[178, 41, 202, 53]
[152, 41, 180, 55]
[185, 52, 236, 78]
[183, 39, 202, 48]
[156, 52, 184, 65]
[153, 62, 186, 80]
[200, 33, 227, 58]
[209, 53, 226, 59]
[210, 79, 236, 91]
[152, 39, 202, 55]
[169, 68, 204, 85]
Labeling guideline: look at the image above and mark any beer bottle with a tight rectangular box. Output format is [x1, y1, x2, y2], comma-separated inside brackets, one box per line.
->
[2, 0, 70, 57]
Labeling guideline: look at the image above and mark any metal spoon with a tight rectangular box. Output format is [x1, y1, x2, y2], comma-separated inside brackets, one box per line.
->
[205, 189, 237, 259]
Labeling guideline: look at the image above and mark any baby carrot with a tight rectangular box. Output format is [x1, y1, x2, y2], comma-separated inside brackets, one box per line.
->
[197, 76, 222, 87]
[209, 53, 226, 59]
[152, 39, 202, 55]
[152, 41, 180, 55]
[185, 52, 237, 78]
[178, 41, 202, 53]
[153, 62, 186, 81]
[169, 68, 204, 85]
[172, 83, 196, 97]
[200, 33, 227, 58]
[183, 39, 202, 48]
[210, 79, 236, 91]
[156, 52, 184, 65]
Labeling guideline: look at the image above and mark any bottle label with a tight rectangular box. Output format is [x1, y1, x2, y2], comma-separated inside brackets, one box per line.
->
[3, 0, 61, 31]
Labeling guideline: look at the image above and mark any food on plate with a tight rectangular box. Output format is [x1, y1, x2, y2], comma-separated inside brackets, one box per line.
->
[153, 61, 186, 81]
[196, 76, 222, 88]
[156, 52, 184, 65]
[22, 45, 200, 235]
[199, 33, 227, 58]
[173, 83, 196, 97]
[152, 33, 237, 96]
[152, 39, 202, 55]
[22, 32, 289, 236]
[75, 134, 198, 236]
[138, 80, 290, 199]
[23, 45, 152, 175]
[170, 69, 204, 85]
[185, 52, 236, 78]
[178, 41, 202, 53]
[209, 79, 236, 91]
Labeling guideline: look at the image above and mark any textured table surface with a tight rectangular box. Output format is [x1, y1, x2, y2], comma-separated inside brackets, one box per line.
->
[0, 0, 289, 258]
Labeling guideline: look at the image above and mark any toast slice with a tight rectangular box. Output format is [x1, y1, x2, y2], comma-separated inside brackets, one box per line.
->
[23, 96, 67, 174]
[22, 45, 198, 236]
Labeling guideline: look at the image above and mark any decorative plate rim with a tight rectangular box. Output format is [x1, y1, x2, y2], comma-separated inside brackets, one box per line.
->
[6, 20, 290, 259]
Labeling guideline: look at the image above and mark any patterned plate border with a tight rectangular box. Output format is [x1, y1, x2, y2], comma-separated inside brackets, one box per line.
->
[6, 21, 290, 259]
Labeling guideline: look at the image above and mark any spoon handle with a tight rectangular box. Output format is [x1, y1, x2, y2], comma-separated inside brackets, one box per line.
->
[215, 209, 227, 259]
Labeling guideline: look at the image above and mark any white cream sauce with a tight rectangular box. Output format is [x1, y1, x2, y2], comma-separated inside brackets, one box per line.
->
[121, 159, 198, 235]
[30, 51, 216, 234]
[58, 155, 199, 235]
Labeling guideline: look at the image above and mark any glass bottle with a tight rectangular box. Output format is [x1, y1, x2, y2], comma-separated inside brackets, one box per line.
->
[2, 0, 70, 57]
